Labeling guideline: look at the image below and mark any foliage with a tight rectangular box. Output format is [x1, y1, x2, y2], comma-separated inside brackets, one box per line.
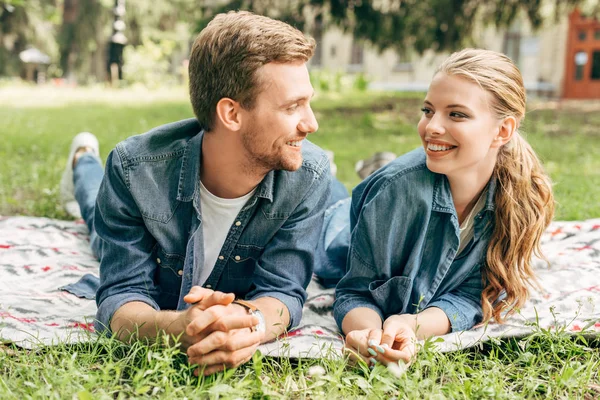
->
[310, 70, 369, 92]
[197, 0, 591, 55]
[122, 38, 180, 88]
[0, 0, 59, 76]
[1, 86, 600, 398]
[0, 324, 598, 397]
[0, 0, 202, 83]
[1, 86, 600, 220]
[57, 0, 107, 80]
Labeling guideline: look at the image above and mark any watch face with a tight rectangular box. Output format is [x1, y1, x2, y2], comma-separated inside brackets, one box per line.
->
[254, 310, 266, 334]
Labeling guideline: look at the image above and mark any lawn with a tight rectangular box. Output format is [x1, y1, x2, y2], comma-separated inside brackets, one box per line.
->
[1, 86, 599, 398]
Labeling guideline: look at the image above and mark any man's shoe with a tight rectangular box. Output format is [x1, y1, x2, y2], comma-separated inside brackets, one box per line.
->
[355, 151, 397, 180]
[60, 132, 100, 218]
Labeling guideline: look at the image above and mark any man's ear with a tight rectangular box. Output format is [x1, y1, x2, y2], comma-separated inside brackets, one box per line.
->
[492, 116, 517, 148]
[215, 98, 242, 131]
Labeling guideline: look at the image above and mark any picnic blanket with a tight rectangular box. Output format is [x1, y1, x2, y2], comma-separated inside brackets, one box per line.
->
[1, 216, 599, 358]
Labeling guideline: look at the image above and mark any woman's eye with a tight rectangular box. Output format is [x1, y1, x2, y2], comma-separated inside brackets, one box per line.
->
[421, 107, 432, 115]
[450, 112, 467, 119]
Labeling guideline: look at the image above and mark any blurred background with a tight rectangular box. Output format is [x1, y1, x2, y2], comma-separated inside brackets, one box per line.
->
[1, 0, 600, 221]
[1, 0, 599, 98]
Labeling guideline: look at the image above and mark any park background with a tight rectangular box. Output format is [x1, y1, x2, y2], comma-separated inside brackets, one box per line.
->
[1, 0, 600, 398]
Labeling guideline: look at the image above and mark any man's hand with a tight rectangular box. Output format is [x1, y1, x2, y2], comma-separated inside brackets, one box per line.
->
[183, 288, 264, 375]
[183, 286, 235, 310]
[187, 319, 264, 376]
[172, 287, 239, 351]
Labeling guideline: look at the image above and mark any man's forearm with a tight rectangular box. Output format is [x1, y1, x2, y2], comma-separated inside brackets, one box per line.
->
[110, 301, 185, 343]
[248, 297, 290, 342]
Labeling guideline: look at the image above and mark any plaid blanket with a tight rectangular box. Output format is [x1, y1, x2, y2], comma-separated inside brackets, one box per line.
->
[1, 216, 599, 357]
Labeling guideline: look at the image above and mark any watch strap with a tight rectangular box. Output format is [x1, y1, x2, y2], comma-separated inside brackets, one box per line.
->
[233, 299, 258, 313]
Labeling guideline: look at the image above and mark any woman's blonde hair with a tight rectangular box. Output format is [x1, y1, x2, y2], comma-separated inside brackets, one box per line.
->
[437, 48, 555, 323]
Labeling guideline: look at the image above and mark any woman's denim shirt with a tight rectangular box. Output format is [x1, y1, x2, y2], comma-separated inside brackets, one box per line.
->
[94, 119, 331, 333]
[333, 148, 496, 332]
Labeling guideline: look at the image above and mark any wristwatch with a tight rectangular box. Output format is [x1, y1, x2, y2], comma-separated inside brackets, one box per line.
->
[233, 299, 266, 334]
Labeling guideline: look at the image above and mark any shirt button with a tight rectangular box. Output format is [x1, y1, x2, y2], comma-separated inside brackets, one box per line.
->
[234, 255, 241, 261]
[177, 270, 183, 276]
[156, 258, 161, 264]
[218, 255, 224, 260]
[205, 284, 212, 289]
[235, 221, 241, 226]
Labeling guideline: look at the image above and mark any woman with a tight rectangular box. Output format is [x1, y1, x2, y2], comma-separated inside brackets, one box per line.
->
[324, 48, 554, 367]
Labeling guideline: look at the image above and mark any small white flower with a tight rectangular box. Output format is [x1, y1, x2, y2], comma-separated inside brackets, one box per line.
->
[307, 365, 326, 377]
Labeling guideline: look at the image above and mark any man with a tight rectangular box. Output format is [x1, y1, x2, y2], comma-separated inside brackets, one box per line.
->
[60, 11, 331, 376]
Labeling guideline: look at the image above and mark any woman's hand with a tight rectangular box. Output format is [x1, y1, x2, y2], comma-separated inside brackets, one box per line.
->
[378, 315, 418, 365]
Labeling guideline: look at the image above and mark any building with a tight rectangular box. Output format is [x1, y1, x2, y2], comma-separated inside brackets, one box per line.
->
[309, 9, 600, 99]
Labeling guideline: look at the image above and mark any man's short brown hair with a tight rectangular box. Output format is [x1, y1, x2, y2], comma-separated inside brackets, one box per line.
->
[188, 11, 316, 131]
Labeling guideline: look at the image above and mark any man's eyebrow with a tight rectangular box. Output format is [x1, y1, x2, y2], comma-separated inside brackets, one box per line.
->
[283, 92, 315, 105]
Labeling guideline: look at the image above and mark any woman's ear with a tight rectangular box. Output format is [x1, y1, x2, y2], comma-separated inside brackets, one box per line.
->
[215, 97, 242, 131]
[493, 116, 517, 148]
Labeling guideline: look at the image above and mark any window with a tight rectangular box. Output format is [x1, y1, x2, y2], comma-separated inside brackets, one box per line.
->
[591, 51, 600, 80]
[595, 30, 600, 40]
[578, 31, 587, 41]
[350, 41, 364, 65]
[347, 41, 364, 73]
[574, 51, 587, 81]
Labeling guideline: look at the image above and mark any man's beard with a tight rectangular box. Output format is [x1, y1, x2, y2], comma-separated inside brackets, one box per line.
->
[240, 126, 301, 174]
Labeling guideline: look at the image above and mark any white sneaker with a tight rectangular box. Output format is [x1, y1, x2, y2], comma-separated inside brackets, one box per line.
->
[60, 132, 100, 218]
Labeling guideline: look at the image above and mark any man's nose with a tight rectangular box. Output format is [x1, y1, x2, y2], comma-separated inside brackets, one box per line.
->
[299, 106, 319, 134]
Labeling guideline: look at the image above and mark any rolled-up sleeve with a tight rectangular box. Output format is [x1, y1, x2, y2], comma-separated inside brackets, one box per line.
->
[426, 263, 484, 332]
[94, 147, 160, 333]
[333, 192, 386, 329]
[246, 160, 331, 329]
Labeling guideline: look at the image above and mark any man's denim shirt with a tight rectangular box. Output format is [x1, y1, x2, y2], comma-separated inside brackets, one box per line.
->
[333, 148, 496, 332]
[94, 119, 331, 333]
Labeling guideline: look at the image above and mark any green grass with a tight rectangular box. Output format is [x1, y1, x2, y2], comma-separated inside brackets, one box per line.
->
[1, 87, 599, 398]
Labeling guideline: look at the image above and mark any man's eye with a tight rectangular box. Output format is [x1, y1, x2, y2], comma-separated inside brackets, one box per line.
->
[287, 104, 299, 111]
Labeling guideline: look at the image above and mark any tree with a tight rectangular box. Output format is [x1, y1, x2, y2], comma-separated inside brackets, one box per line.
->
[196, 0, 590, 55]
[57, 0, 106, 81]
[0, 0, 58, 76]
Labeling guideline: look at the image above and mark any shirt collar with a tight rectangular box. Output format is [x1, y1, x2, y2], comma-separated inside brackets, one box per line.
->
[177, 128, 275, 203]
[432, 173, 497, 214]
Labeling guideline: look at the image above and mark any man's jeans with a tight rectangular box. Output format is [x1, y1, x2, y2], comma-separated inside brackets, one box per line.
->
[73, 153, 103, 259]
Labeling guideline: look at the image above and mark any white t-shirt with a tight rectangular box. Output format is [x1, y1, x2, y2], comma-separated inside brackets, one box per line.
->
[198, 181, 256, 285]
[457, 189, 487, 256]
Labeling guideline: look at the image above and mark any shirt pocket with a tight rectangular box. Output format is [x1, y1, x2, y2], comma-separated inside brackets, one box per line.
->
[153, 247, 185, 302]
[368, 276, 413, 317]
[226, 245, 263, 281]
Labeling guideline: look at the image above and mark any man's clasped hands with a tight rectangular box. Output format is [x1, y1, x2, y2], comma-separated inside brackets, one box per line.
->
[178, 287, 263, 376]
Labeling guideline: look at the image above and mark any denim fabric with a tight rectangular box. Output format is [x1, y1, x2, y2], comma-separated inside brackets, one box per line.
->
[73, 153, 104, 259]
[94, 118, 331, 333]
[313, 198, 351, 288]
[60, 273, 100, 299]
[332, 148, 496, 332]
